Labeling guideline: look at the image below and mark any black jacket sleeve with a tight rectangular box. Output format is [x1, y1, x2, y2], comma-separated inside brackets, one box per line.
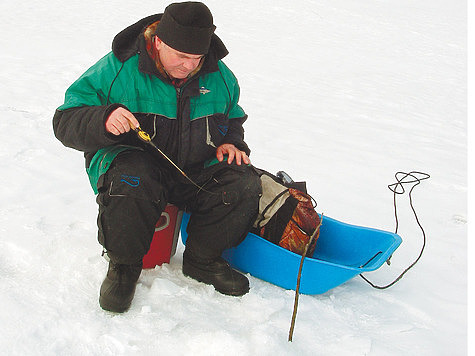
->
[221, 115, 250, 156]
[52, 103, 127, 152]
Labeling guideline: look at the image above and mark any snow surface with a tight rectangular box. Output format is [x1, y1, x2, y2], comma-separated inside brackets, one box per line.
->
[0, 0, 468, 355]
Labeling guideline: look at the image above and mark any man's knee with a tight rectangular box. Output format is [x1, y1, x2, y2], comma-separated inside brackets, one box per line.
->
[213, 164, 261, 201]
[224, 165, 261, 209]
[185, 164, 262, 258]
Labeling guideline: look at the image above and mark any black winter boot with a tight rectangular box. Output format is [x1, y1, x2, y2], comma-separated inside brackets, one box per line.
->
[183, 250, 249, 296]
[99, 261, 142, 313]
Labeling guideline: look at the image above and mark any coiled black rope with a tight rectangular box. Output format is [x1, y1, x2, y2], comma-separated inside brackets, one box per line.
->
[360, 171, 430, 289]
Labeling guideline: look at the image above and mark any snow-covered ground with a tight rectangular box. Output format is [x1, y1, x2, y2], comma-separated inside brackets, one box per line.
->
[0, 0, 467, 355]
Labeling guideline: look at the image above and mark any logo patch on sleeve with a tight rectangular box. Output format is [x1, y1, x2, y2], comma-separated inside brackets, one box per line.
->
[120, 175, 141, 187]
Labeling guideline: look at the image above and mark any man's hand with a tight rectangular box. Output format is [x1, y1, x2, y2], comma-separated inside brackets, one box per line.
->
[105, 107, 140, 135]
[216, 143, 250, 165]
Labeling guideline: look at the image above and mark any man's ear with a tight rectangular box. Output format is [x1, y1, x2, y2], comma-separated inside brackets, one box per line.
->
[154, 36, 163, 51]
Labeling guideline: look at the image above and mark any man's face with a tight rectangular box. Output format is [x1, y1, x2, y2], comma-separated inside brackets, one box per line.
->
[155, 38, 204, 79]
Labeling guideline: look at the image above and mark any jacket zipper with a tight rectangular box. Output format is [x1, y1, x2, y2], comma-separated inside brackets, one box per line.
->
[176, 87, 183, 166]
[175, 79, 195, 168]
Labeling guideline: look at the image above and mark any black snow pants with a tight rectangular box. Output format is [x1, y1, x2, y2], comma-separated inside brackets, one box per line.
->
[96, 149, 262, 265]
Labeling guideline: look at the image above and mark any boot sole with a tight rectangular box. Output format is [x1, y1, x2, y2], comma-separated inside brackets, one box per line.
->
[99, 294, 132, 313]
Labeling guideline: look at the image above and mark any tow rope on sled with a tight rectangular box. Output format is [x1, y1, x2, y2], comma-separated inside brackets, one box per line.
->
[359, 171, 430, 289]
[289, 171, 430, 342]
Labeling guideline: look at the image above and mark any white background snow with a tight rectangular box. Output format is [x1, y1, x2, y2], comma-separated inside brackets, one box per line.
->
[0, 0, 468, 355]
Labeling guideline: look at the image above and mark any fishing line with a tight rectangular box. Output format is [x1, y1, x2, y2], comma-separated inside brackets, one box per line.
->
[360, 171, 430, 289]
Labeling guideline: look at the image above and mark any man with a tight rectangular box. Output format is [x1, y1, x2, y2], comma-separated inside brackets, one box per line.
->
[53, 2, 261, 313]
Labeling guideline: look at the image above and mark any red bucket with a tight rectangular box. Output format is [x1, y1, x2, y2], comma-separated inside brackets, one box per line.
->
[142, 204, 183, 269]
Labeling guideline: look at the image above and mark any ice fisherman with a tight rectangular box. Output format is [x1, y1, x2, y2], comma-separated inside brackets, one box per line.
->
[53, 1, 261, 313]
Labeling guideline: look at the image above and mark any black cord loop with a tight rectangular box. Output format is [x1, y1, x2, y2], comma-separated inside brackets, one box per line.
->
[360, 171, 430, 289]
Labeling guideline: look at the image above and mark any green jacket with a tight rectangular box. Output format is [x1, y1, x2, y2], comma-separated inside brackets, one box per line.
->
[53, 14, 249, 193]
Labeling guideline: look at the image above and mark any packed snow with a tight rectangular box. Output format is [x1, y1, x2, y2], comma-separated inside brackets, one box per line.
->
[0, 0, 467, 355]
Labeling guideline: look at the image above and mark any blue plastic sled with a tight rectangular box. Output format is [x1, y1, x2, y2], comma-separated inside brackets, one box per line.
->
[180, 213, 402, 294]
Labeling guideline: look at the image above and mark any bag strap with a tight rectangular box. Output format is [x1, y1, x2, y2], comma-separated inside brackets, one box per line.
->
[252, 167, 314, 229]
[259, 189, 290, 224]
[253, 171, 290, 228]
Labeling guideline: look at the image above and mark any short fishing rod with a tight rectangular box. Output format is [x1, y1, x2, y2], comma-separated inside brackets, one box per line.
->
[129, 123, 216, 194]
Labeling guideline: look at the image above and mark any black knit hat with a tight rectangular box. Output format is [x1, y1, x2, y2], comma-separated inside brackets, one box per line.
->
[155, 2, 216, 55]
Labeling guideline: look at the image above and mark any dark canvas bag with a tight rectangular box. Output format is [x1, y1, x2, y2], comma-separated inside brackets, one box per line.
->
[252, 170, 321, 257]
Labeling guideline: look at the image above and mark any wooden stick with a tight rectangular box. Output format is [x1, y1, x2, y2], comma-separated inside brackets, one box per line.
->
[288, 214, 323, 342]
